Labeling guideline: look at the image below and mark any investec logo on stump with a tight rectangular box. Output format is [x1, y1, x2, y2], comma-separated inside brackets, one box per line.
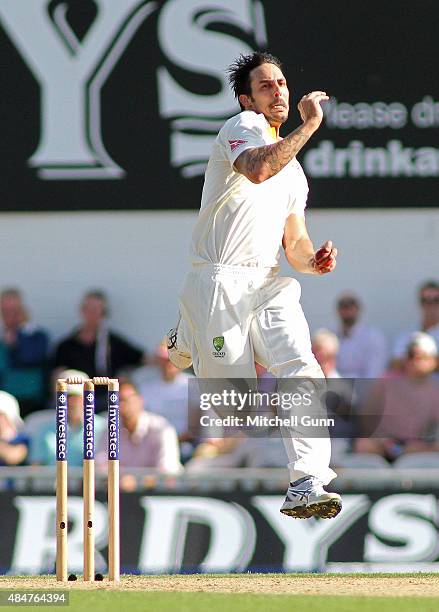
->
[56, 392, 67, 461]
[108, 392, 120, 460]
[83, 392, 95, 460]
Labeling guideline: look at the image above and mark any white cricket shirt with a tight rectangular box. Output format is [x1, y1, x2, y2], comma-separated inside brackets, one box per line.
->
[190, 110, 309, 268]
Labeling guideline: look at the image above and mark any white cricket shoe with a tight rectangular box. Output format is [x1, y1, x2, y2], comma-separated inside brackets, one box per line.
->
[280, 476, 342, 519]
[166, 327, 193, 369]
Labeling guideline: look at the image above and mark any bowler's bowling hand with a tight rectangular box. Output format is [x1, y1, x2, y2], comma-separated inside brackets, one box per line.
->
[310, 240, 337, 274]
[298, 91, 329, 131]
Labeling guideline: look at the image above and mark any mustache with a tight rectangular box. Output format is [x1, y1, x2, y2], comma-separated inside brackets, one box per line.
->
[270, 101, 288, 109]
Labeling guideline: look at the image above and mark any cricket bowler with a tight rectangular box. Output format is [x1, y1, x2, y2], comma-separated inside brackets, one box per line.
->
[167, 52, 342, 519]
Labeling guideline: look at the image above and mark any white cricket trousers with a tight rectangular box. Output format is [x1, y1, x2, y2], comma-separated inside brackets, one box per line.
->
[178, 264, 336, 485]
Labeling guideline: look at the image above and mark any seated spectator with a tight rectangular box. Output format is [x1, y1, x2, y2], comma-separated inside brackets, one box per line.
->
[311, 329, 357, 460]
[334, 293, 387, 378]
[311, 328, 340, 378]
[354, 332, 439, 461]
[392, 281, 439, 370]
[134, 343, 195, 461]
[96, 380, 181, 490]
[0, 390, 29, 466]
[54, 290, 146, 379]
[30, 370, 105, 466]
[0, 288, 49, 416]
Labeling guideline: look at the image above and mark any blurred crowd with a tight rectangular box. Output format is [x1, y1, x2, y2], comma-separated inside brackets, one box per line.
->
[1, 280, 439, 485]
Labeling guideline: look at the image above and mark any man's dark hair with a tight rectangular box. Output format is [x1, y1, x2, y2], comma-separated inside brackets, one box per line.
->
[82, 289, 109, 316]
[419, 280, 439, 295]
[118, 377, 141, 395]
[227, 52, 283, 110]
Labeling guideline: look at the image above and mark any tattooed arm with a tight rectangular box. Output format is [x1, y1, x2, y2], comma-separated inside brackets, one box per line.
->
[234, 91, 328, 183]
[234, 125, 313, 183]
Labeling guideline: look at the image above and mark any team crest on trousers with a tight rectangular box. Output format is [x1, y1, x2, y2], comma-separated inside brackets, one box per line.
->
[213, 336, 225, 357]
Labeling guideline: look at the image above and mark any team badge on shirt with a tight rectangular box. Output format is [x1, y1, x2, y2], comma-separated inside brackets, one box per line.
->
[228, 139, 247, 152]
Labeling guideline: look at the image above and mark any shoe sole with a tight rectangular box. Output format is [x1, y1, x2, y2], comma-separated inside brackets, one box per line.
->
[280, 498, 342, 520]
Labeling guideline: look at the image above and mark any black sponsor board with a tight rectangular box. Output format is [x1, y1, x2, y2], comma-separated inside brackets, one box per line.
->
[0, 0, 437, 211]
[1, 488, 438, 573]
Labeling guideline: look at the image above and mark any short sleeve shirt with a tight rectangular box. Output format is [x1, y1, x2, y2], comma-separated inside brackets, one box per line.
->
[190, 111, 309, 268]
